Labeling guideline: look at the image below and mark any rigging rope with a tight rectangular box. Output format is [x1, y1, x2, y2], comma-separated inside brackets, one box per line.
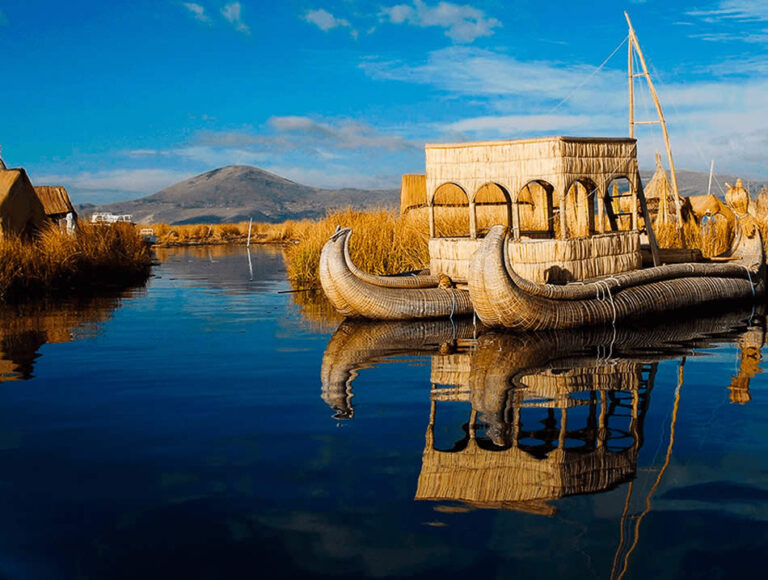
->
[548, 35, 628, 115]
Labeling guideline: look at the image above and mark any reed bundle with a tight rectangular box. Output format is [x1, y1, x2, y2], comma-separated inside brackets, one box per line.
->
[0, 222, 152, 301]
[285, 207, 430, 286]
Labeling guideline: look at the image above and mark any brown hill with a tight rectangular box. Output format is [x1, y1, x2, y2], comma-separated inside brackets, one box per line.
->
[80, 165, 399, 224]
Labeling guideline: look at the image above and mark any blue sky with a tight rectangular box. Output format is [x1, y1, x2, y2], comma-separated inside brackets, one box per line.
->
[0, 0, 766, 202]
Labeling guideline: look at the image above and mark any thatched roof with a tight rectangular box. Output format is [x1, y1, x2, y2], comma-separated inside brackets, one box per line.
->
[400, 174, 426, 214]
[0, 168, 46, 236]
[644, 153, 672, 201]
[34, 186, 75, 217]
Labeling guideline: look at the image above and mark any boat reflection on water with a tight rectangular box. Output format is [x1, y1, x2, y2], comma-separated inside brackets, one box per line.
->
[320, 318, 480, 419]
[320, 308, 764, 514]
[0, 294, 131, 382]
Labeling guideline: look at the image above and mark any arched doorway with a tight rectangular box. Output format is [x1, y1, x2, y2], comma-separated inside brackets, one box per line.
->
[431, 183, 470, 238]
[518, 180, 555, 239]
[474, 182, 512, 236]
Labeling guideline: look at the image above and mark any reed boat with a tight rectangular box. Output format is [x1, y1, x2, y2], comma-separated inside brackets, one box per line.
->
[319, 226, 473, 320]
[469, 221, 764, 331]
[319, 13, 766, 325]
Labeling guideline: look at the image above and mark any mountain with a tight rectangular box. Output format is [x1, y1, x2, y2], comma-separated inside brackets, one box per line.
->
[79, 165, 765, 225]
[80, 166, 400, 225]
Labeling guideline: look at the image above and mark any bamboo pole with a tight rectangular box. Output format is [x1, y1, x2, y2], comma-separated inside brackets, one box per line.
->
[428, 203, 436, 238]
[707, 160, 715, 196]
[628, 26, 634, 138]
[247, 218, 253, 247]
[625, 11, 683, 229]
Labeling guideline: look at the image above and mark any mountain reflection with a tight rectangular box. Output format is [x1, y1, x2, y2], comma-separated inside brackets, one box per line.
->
[320, 309, 764, 513]
[0, 295, 129, 382]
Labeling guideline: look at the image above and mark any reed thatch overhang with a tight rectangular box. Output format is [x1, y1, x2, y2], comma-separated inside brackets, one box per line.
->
[400, 174, 427, 214]
[34, 185, 76, 220]
[424, 136, 641, 239]
[0, 168, 46, 237]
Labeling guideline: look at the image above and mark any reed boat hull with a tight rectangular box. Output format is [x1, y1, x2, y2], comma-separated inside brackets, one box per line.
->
[469, 225, 765, 331]
[319, 227, 474, 320]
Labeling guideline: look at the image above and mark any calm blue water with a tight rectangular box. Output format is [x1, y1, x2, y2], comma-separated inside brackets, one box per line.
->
[0, 245, 767, 579]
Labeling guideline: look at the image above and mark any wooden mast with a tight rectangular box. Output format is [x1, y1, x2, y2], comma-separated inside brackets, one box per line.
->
[625, 11, 683, 229]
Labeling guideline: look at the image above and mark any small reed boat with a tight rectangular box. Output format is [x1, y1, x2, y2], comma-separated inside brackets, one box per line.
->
[319, 227, 473, 320]
[469, 221, 764, 331]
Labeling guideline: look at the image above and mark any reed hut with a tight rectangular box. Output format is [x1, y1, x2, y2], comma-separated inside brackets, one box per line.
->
[643, 153, 676, 225]
[34, 186, 77, 224]
[400, 174, 426, 214]
[0, 168, 46, 237]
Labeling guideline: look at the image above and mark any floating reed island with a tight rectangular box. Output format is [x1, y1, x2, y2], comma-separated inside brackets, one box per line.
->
[0, 159, 152, 302]
[319, 136, 766, 329]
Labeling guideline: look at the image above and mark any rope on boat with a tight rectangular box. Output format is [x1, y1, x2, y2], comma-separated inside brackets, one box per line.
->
[741, 265, 755, 295]
[449, 292, 456, 320]
[595, 280, 618, 325]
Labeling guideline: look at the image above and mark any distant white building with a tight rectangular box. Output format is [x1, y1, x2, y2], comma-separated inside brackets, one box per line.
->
[91, 212, 132, 224]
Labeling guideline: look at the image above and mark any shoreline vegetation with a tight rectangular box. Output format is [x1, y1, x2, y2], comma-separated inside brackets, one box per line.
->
[0, 222, 152, 302]
[145, 201, 759, 288]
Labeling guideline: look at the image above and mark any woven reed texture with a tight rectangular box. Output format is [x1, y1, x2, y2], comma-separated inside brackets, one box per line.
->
[425, 137, 638, 207]
[429, 232, 642, 284]
[430, 353, 472, 387]
[755, 187, 768, 223]
[321, 318, 477, 418]
[400, 174, 426, 214]
[428, 238, 483, 282]
[319, 228, 474, 320]
[0, 168, 46, 236]
[507, 231, 641, 283]
[469, 225, 765, 330]
[725, 179, 751, 216]
[34, 185, 75, 217]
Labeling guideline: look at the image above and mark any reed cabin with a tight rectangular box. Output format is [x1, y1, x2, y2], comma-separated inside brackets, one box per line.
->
[416, 353, 651, 512]
[424, 136, 645, 283]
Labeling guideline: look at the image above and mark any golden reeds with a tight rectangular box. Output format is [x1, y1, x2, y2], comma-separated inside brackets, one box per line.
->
[0, 221, 152, 301]
[284, 207, 430, 286]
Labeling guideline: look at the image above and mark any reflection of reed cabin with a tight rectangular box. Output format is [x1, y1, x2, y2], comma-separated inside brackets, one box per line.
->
[402, 136, 646, 284]
[416, 352, 653, 514]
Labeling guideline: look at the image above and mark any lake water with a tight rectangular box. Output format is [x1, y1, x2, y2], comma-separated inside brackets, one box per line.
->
[1, 245, 767, 579]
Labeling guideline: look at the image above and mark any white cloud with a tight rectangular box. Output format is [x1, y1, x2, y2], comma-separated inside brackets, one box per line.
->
[688, 1, 768, 22]
[35, 169, 195, 200]
[304, 8, 357, 38]
[442, 113, 606, 135]
[379, 1, 501, 43]
[362, 46, 624, 109]
[261, 165, 400, 189]
[221, 2, 249, 34]
[267, 116, 415, 151]
[182, 2, 210, 23]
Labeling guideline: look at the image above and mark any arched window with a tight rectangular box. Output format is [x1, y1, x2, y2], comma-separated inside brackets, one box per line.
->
[605, 177, 635, 232]
[474, 183, 512, 236]
[518, 180, 554, 239]
[432, 183, 470, 238]
[564, 179, 598, 237]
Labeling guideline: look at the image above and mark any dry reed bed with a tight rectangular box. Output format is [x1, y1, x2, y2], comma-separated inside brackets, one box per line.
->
[147, 221, 317, 246]
[0, 222, 152, 301]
